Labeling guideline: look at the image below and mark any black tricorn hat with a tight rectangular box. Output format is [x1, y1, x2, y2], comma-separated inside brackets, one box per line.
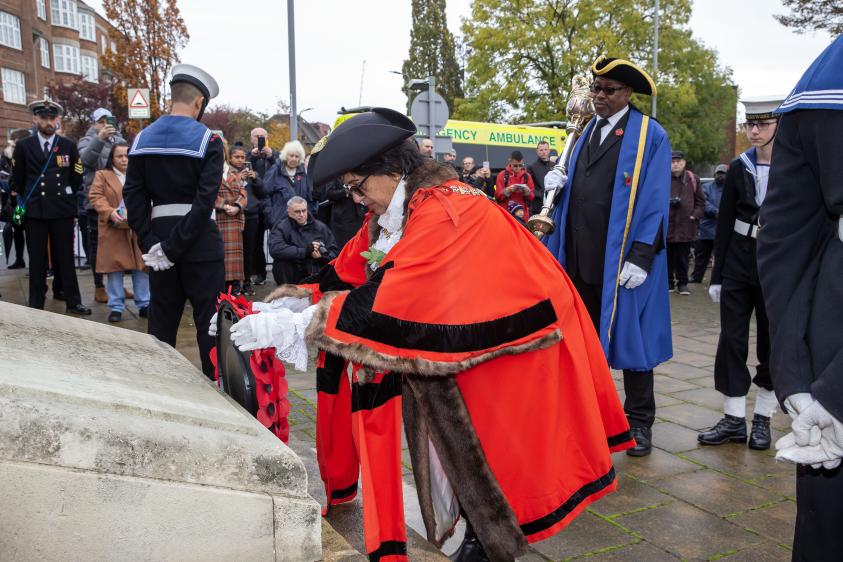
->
[308, 107, 417, 186]
[591, 55, 657, 96]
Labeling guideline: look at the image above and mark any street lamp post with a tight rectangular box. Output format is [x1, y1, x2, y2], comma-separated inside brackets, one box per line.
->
[652, 0, 659, 118]
[287, 0, 298, 142]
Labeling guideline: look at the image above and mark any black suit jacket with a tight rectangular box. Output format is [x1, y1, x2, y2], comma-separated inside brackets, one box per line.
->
[11, 134, 82, 220]
[123, 134, 225, 263]
[711, 156, 764, 285]
[565, 110, 661, 286]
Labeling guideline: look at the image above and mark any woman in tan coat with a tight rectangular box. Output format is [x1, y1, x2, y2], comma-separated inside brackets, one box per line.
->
[88, 142, 149, 322]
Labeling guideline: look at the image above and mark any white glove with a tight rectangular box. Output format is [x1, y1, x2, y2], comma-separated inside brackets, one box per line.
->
[708, 284, 721, 304]
[784, 392, 814, 421]
[791, 399, 836, 447]
[618, 262, 647, 289]
[252, 296, 311, 314]
[544, 168, 568, 192]
[775, 398, 843, 470]
[229, 306, 317, 371]
[142, 242, 174, 271]
[208, 312, 218, 337]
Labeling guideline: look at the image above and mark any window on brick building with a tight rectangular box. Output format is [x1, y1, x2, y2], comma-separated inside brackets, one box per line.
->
[51, 0, 78, 30]
[54, 43, 80, 75]
[100, 34, 106, 53]
[78, 12, 95, 41]
[37, 0, 47, 20]
[1, 68, 26, 105]
[0, 11, 22, 50]
[80, 54, 98, 83]
[39, 37, 50, 69]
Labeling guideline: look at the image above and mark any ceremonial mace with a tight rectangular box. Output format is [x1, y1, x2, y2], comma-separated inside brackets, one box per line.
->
[528, 75, 595, 239]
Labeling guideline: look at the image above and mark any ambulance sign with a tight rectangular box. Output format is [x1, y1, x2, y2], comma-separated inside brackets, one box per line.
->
[127, 88, 151, 119]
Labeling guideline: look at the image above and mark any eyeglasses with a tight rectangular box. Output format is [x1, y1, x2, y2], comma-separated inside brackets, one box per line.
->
[510, 163, 524, 169]
[744, 121, 777, 131]
[589, 83, 627, 96]
[343, 174, 370, 197]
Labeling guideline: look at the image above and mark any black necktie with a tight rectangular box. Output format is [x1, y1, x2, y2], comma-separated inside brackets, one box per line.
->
[588, 118, 610, 160]
[43, 140, 50, 160]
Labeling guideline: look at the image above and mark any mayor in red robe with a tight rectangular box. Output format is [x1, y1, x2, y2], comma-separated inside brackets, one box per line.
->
[229, 108, 633, 561]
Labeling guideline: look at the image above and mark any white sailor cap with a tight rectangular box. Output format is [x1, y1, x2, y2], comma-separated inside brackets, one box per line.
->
[740, 96, 786, 122]
[170, 64, 219, 100]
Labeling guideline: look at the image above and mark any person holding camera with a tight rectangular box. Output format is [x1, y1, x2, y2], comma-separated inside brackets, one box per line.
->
[78, 107, 127, 303]
[248, 127, 276, 286]
[217, 144, 249, 294]
[666, 151, 704, 295]
[87, 142, 149, 322]
[267, 195, 337, 285]
[495, 150, 535, 218]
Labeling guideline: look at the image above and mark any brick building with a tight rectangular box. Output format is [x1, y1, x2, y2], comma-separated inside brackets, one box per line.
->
[0, 0, 117, 144]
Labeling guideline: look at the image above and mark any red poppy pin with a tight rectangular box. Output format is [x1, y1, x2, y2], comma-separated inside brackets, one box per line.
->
[623, 171, 632, 186]
[615, 128, 624, 137]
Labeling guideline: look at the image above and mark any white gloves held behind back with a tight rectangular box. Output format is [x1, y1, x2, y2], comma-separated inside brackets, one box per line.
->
[776, 392, 843, 470]
[142, 242, 174, 272]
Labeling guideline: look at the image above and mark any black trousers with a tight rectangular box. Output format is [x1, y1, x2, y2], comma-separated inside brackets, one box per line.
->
[666, 241, 692, 286]
[85, 209, 103, 288]
[793, 465, 843, 561]
[25, 217, 81, 308]
[272, 260, 308, 286]
[571, 273, 656, 428]
[253, 215, 268, 280]
[148, 260, 224, 379]
[714, 277, 772, 397]
[242, 214, 260, 280]
[691, 239, 714, 282]
[6, 221, 26, 263]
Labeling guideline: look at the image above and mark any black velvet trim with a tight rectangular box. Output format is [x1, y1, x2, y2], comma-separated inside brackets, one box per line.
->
[316, 353, 346, 394]
[368, 540, 407, 561]
[336, 262, 558, 353]
[607, 430, 633, 448]
[309, 263, 355, 293]
[351, 372, 403, 413]
[330, 482, 358, 500]
[520, 467, 617, 536]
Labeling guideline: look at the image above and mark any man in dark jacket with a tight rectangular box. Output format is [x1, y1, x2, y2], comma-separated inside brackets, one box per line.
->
[690, 164, 726, 283]
[268, 196, 338, 285]
[11, 100, 91, 315]
[527, 141, 555, 215]
[263, 160, 312, 227]
[78, 107, 126, 301]
[666, 151, 705, 295]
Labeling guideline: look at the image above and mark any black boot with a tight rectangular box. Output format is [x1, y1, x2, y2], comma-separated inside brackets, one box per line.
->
[449, 521, 489, 562]
[627, 426, 652, 457]
[748, 414, 772, 450]
[698, 414, 747, 445]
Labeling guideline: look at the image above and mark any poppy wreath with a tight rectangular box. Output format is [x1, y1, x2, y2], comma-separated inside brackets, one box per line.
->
[210, 291, 291, 443]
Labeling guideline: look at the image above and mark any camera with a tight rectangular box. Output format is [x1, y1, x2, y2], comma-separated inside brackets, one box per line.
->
[315, 241, 328, 257]
[106, 116, 118, 128]
[670, 196, 682, 207]
[257, 136, 266, 152]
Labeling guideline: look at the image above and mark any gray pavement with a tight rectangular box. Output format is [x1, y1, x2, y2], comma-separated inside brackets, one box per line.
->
[0, 261, 796, 561]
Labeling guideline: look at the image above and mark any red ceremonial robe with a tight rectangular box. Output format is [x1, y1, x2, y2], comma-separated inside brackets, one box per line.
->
[267, 162, 632, 561]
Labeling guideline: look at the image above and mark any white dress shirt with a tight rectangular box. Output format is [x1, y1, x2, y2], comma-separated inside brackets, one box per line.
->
[589, 105, 630, 145]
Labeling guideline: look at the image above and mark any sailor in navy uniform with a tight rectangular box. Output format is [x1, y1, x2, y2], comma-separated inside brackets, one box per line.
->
[10, 99, 91, 315]
[758, 34, 843, 561]
[123, 64, 224, 378]
[699, 97, 783, 451]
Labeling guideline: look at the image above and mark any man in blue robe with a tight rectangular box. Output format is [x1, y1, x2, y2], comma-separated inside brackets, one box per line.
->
[544, 56, 673, 457]
[758, 34, 843, 560]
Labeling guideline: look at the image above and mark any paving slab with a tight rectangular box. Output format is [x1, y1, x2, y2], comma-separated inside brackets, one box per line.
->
[581, 541, 681, 561]
[681, 446, 794, 482]
[727, 500, 797, 543]
[615, 501, 765, 561]
[589, 473, 673, 517]
[653, 469, 783, 517]
[652, 421, 705, 454]
[719, 543, 792, 562]
[529, 511, 636, 560]
[657, 403, 725, 430]
[611, 449, 702, 482]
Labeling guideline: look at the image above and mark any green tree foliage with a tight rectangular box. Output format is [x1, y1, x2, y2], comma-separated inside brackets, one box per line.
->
[457, 0, 735, 166]
[402, 0, 464, 112]
[776, 0, 843, 36]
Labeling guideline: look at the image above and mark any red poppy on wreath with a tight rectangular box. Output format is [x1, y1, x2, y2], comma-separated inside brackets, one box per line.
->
[615, 128, 624, 137]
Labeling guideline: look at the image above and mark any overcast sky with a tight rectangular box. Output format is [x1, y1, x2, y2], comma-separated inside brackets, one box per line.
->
[87, 0, 833, 128]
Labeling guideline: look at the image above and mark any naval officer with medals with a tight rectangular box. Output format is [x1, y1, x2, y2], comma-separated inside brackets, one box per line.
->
[10, 99, 91, 315]
[123, 64, 224, 378]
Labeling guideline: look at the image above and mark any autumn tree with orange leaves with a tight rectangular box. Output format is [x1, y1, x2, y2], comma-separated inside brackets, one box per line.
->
[100, 0, 188, 134]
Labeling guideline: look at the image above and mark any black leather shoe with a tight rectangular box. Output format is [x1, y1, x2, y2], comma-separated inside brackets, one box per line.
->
[138, 307, 149, 318]
[108, 311, 122, 322]
[449, 523, 489, 562]
[748, 414, 771, 450]
[698, 414, 747, 445]
[8, 260, 26, 269]
[66, 303, 92, 315]
[627, 427, 652, 457]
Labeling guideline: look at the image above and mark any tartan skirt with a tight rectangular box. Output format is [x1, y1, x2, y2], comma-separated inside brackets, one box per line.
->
[218, 213, 245, 282]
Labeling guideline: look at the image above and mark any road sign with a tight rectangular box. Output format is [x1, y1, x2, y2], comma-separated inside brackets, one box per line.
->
[410, 91, 449, 138]
[127, 88, 151, 119]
